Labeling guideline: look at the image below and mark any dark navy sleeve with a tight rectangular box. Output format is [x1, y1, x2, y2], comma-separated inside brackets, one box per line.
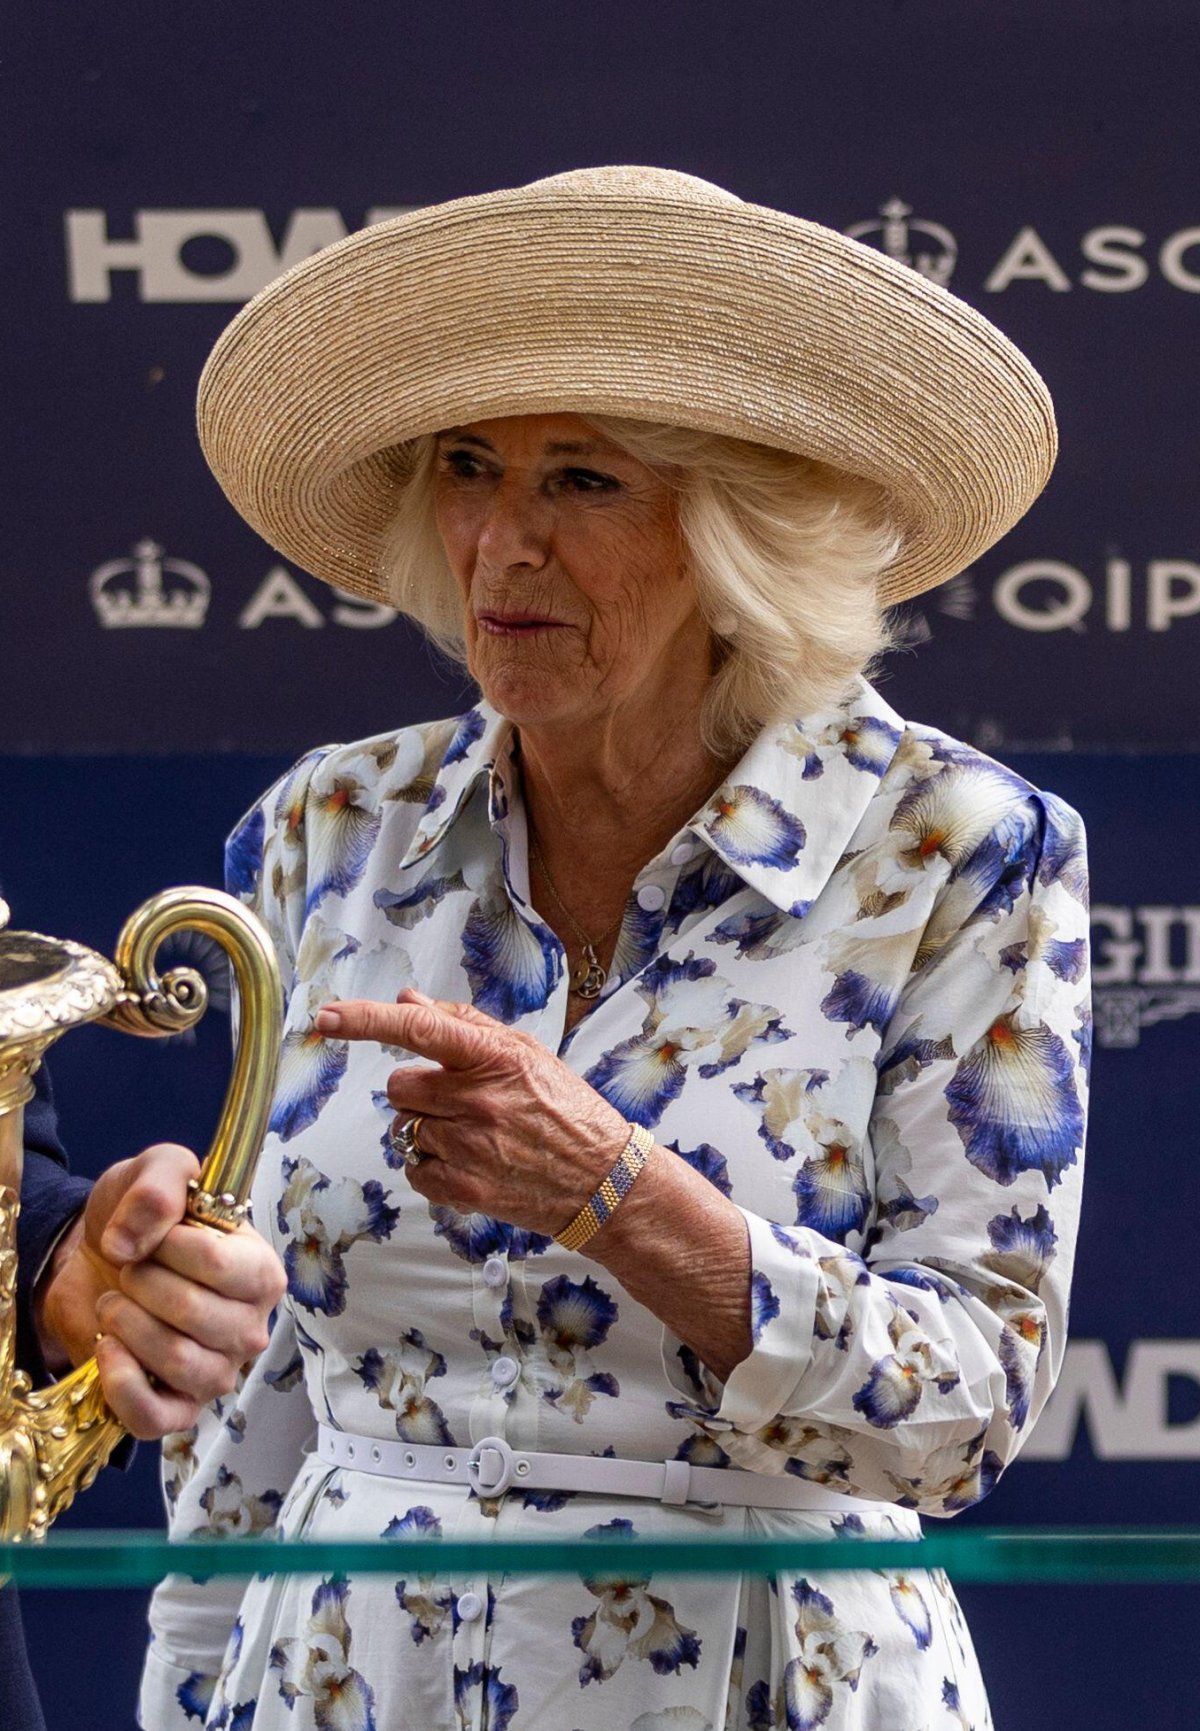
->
[16, 1064, 93, 1386]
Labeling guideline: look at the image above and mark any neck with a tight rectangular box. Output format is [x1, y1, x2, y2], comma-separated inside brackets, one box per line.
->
[517, 675, 732, 877]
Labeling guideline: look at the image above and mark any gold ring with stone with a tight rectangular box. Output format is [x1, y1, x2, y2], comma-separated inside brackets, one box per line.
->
[389, 1114, 427, 1169]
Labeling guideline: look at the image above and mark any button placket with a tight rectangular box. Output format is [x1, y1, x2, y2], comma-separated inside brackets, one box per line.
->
[482, 1254, 508, 1289]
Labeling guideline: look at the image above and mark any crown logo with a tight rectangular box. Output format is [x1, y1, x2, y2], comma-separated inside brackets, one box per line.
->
[846, 198, 958, 287]
[90, 539, 211, 629]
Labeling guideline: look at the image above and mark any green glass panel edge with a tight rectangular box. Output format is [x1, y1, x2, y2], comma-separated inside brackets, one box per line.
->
[4, 1530, 1200, 1589]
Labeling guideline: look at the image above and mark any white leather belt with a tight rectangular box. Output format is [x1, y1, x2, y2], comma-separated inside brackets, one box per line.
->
[316, 1423, 906, 1519]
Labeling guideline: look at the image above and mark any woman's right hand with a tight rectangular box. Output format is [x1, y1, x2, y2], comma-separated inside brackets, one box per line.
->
[34, 1142, 287, 1439]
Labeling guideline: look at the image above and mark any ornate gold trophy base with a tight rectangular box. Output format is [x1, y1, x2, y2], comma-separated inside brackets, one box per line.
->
[0, 888, 281, 1542]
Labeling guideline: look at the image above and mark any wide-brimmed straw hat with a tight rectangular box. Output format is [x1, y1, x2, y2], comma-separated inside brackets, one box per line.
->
[198, 165, 1056, 608]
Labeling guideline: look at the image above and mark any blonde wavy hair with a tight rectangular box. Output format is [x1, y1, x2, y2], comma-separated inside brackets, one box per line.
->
[382, 416, 900, 756]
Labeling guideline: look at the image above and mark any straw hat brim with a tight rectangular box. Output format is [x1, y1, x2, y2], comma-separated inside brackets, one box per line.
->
[197, 172, 1056, 609]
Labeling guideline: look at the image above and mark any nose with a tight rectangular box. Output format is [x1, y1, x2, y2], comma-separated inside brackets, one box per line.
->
[475, 475, 551, 571]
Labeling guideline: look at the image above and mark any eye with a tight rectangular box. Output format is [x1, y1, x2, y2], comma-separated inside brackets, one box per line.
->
[438, 448, 489, 479]
[557, 467, 620, 494]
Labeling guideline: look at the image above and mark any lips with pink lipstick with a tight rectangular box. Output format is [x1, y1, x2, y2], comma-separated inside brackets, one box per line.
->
[476, 610, 567, 636]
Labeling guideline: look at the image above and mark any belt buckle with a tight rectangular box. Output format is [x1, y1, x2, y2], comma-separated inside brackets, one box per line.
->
[467, 1435, 518, 1497]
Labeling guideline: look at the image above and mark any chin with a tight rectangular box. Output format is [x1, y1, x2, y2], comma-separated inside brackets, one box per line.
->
[469, 645, 586, 728]
[475, 669, 583, 729]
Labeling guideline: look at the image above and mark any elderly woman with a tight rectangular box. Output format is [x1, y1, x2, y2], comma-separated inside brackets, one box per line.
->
[141, 168, 1088, 1731]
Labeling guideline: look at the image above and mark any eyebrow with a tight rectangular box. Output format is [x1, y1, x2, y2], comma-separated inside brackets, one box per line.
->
[436, 430, 606, 459]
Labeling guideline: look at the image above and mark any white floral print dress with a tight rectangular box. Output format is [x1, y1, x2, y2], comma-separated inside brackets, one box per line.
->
[139, 678, 1089, 1731]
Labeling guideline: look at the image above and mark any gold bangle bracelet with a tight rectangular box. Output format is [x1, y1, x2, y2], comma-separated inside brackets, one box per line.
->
[554, 1124, 655, 1252]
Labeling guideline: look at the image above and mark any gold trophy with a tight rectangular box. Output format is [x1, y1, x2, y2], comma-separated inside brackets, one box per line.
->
[0, 888, 281, 1542]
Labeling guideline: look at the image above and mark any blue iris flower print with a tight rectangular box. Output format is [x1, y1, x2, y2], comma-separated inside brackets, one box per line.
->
[997, 1319, 1041, 1428]
[780, 712, 901, 780]
[663, 849, 743, 935]
[572, 1519, 702, 1684]
[269, 1029, 349, 1141]
[750, 1271, 781, 1343]
[209, 1703, 256, 1731]
[272, 745, 331, 836]
[982, 1204, 1057, 1291]
[734, 1064, 873, 1236]
[461, 876, 560, 1021]
[365, 718, 456, 810]
[923, 1443, 1005, 1514]
[163, 1428, 199, 1512]
[884, 758, 1028, 886]
[429, 1204, 550, 1263]
[999, 899, 1088, 991]
[383, 1505, 442, 1539]
[373, 869, 468, 929]
[453, 1664, 519, 1731]
[304, 776, 383, 916]
[1073, 999, 1094, 1079]
[668, 1140, 732, 1196]
[536, 1275, 620, 1421]
[208, 1702, 256, 1731]
[444, 706, 486, 765]
[710, 904, 808, 961]
[946, 1012, 1084, 1188]
[820, 967, 899, 1038]
[193, 1465, 282, 1537]
[672, 1425, 733, 1470]
[876, 1025, 957, 1095]
[701, 783, 806, 868]
[385, 1507, 453, 1645]
[887, 1574, 933, 1649]
[277, 1156, 400, 1316]
[176, 1671, 216, 1721]
[587, 955, 787, 1127]
[872, 1177, 939, 1237]
[851, 1305, 960, 1428]
[225, 803, 265, 900]
[270, 1578, 377, 1731]
[974, 812, 1042, 919]
[1037, 794, 1089, 903]
[755, 1580, 876, 1728]
[355, 1330, 456, 1444]
[746, 1678, 773, 1730]
[611, 892, 665, 979]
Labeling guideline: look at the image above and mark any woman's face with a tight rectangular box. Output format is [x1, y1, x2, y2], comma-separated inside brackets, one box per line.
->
[433, 413, 709, 732]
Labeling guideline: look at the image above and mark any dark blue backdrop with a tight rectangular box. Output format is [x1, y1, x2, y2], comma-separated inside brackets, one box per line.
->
[3, 4, 1199, 1728]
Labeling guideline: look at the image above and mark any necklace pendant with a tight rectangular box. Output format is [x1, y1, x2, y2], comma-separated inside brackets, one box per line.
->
[573, 945, 607, 1000]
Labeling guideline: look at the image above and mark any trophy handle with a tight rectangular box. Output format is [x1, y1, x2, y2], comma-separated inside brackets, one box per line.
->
[13, 887, 282, 1539]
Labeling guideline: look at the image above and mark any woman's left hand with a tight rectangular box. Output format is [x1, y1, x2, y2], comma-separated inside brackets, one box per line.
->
[314, 990, 632, 1235]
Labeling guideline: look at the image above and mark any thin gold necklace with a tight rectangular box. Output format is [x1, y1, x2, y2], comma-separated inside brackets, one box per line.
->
[527, 835, 624, 1000]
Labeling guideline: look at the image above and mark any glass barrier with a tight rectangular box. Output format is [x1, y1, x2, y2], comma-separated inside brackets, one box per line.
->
[4, 1529, 1199, 1589]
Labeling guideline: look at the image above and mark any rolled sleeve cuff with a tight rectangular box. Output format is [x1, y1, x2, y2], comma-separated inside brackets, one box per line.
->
[714, 1209, 822, 1433]
[659, 1209, 822, 1448]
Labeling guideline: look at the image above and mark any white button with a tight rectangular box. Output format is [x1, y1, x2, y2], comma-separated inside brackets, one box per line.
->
[482, 1256, 507, 1288]
[670, 841, 697, 866]
[636, 883, 666, 912]
[491, 1355, 519, 1388]
[457, 1591, 484, 1622]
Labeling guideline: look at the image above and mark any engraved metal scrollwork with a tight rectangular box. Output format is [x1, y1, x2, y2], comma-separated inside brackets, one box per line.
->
[0, 888, 281, 1542]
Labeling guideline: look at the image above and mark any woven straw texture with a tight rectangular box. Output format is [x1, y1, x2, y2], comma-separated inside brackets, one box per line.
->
[197, 166, 1057, 607]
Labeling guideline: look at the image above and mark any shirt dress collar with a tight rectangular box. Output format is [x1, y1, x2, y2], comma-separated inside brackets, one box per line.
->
[395, 679, 906, 918]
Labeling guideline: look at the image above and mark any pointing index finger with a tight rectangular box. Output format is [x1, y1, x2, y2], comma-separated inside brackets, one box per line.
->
[314, 998, 491, 1070]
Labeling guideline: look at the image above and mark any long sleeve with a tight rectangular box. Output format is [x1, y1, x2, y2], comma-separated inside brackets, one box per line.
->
[140, 753, 331, 1729]
[671, 792, 1089, 1516]
[16, 1064, 93, 1385]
